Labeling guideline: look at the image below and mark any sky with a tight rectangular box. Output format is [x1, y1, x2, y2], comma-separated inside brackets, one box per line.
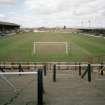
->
[0, 0, 105, 28]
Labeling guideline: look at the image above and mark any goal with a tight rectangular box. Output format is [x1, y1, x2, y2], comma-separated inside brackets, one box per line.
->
[33, 42, 69, 55]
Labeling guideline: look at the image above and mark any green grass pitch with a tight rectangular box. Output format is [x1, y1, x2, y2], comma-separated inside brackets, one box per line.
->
[0, 32, 105, 62]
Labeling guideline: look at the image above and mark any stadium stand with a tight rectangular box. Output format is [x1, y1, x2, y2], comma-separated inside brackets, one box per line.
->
[0, 21, 20, 36]
[80, 28, 105, 37]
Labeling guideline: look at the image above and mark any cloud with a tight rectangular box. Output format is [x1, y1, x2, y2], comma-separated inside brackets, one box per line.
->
[0, 0, 15, 4]
[0, 14, 5, 18]
[5, 0, 103, 27]
[1, 0, 105, 27]
[24, 0, 59, 15]
[24, 0, 92, 15]
[75, 0, 105, 16]
[24, 0, 105, 17]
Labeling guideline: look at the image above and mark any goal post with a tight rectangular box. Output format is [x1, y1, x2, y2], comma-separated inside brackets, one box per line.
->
[33, 42, 69, 55]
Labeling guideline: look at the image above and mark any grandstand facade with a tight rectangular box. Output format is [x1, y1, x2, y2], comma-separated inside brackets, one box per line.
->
[0, 21, 20, 36]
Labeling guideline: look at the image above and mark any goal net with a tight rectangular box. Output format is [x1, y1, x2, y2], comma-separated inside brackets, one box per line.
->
[33, 42, 69, 55]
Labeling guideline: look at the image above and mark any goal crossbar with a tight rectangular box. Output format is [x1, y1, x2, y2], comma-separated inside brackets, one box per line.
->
[34, 42, 67, 44]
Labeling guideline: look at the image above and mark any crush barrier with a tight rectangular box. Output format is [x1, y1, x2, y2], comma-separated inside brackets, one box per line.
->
[0, 69, 44, 105]
[52, 63, 105, 82]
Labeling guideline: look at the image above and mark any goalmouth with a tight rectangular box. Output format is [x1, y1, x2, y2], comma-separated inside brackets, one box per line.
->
[33, 42, 69, 55]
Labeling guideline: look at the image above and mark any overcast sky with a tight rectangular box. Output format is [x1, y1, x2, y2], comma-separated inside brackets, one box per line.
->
[0, 0, 105, 28]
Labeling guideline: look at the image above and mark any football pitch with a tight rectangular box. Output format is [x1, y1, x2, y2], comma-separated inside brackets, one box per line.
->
[0, 32, 105, 62]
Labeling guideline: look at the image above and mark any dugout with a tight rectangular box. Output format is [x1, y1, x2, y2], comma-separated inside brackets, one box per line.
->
[0, 21, 20, 36]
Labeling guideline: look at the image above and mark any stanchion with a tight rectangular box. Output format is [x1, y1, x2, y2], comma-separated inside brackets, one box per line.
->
[81, 64, 91, 82]
[88, 64, 91, 82]
[100, 63, 103, 76]
[53, 64, 56, 82]
[18, 64, 24, 72]
[37, 69, 43, 105]
[0, 66, 5, 72]
[44, 64, 47, 76]
[79, 63, 81, 76]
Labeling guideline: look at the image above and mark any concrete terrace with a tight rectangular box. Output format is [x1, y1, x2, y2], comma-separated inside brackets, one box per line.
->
[0, 70, 105, 105]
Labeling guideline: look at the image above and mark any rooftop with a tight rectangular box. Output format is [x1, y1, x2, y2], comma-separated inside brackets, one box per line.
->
[0, 21, 20, 26]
